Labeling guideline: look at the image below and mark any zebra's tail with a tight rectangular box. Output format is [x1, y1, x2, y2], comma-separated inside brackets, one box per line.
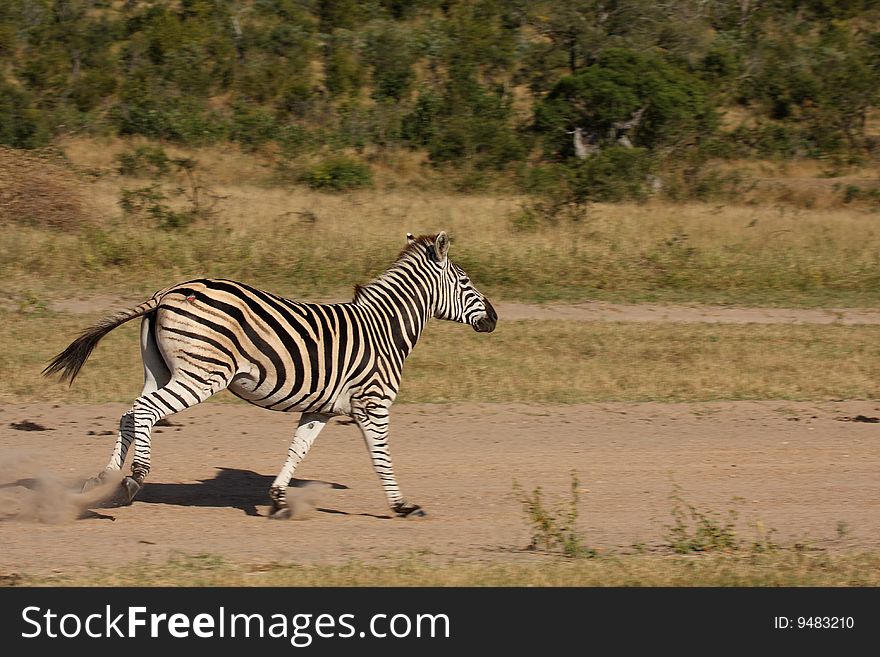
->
[43, 296, 162, 384]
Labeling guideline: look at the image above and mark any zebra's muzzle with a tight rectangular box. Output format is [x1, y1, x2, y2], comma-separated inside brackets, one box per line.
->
[473, 299, 497, 333]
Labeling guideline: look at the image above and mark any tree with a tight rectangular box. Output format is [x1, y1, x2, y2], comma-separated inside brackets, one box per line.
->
[535, 48, 716, 158]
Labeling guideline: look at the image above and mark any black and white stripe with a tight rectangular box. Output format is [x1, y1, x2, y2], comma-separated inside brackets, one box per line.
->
[44, 232, 497, 518]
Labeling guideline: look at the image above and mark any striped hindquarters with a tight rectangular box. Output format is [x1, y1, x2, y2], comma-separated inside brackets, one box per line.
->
[153, 279, 381, 413]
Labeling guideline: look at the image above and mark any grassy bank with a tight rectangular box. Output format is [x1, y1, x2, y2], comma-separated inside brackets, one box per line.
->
[3, 150, 880, 307]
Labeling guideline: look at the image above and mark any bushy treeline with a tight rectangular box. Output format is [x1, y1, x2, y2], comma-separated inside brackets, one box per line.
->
[1, 0, 879, 194]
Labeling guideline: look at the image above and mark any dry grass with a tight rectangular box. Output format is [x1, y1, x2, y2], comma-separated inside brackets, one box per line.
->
[0, 146, 85, 230]
[10, 550, 880, 587]
[711, 158, 880, 209]
[3, 192, 880, 307]
[6, 314, 880, 404]
[0, 139, 878, 306]
[404, 320, 880, 403]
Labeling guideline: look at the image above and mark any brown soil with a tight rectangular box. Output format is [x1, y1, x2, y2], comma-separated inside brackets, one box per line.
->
[1, 400, 878, 575]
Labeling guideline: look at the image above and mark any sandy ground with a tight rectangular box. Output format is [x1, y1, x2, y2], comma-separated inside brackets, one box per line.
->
[1, 400, 878, 575]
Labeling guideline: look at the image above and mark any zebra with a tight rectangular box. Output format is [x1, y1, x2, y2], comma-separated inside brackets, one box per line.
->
[43, 232, 497, 519]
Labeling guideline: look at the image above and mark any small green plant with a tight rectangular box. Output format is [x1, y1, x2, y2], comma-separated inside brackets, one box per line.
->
[117, 158, 220, 230]
[513, 470, 596, 558]
[119, 184, 196, 230]
[15, 290, 47, 314]
[750, 519, 780, 554]
[665, 483, 741, 554]
[116, 145, 171, 177]
[302, 156, 373, 191]
[841, 184, 880, 207]
[509, 197, 589, 233]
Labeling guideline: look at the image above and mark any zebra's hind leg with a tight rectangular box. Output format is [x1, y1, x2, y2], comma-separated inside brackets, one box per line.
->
[352, 399, 426, 518]
[119, 376, 219, 504]
[80, 409, 135, 493]
[268, 413, 330, 519]
[83, 315, 170, 495]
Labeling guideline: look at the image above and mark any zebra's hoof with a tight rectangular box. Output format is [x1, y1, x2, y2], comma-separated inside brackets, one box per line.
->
[121, 476, 142, 504]
[394, 503, 426, 518]
[269, 507, 292, 520]
[80, 475, 104, 494]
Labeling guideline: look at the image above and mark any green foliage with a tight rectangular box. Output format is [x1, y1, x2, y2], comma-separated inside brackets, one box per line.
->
[739, 22, 880, 156]
[302, 156, 373, 191]
[0, 78, 49, 148]
[324, 30, 364, 97]
[513, 471, 596, 558]
[410, 62, 526, 170]
[0, 0, 878, 166]
[536, 48, 716, 156]
[366, 25, 414, 101]
[112, 79, 228, 144]
[566, 147, 653, 203]
[230, 105, 278, 151]
[70, 70, 118, 113]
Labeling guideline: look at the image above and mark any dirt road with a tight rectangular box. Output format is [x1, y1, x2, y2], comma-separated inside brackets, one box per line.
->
[1, 400, 878, 575]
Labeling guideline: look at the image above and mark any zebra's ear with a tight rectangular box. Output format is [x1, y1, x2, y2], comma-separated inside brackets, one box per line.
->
[406, 233, 415, 245]
[435, 231, 450, 262]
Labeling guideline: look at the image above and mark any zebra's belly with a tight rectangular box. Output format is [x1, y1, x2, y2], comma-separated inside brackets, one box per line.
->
[227, 375, 345, 415]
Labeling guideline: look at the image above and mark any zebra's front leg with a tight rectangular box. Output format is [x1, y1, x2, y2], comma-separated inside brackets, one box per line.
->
[81, 409, 135, 493]
[269, 413, 330, 519]
[353, 399, 426, 518]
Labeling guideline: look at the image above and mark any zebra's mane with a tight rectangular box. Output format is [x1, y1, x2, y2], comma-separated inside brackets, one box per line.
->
[352, 233, 439, 303]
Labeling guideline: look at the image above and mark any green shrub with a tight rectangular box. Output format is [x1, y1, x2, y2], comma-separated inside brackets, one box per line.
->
[70, 70, 118, 113]
[302, 156, 373, 191]
[567, 147, 653, 203]
[517, 164, 569, 196]
[230, 105, 278, 150]
[366, 26, 413, 101]
[112, 82, 228, 145]
[0, 78, 49, 149]
[278, 124, 316, 156]
[513, 471, 596, 558]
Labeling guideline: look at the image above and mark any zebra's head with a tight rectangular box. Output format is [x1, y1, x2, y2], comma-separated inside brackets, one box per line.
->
[407, 232, 497, 333]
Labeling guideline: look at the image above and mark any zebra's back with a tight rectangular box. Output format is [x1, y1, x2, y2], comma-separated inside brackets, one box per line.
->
[153, 279, 378, 415]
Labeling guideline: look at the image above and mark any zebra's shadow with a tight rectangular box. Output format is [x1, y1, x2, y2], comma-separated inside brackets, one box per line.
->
[136, 467, 350, 518]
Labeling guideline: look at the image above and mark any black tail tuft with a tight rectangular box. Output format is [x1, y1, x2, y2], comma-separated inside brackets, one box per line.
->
[42, 318, 123, 384]
[43, 299, 160, 385]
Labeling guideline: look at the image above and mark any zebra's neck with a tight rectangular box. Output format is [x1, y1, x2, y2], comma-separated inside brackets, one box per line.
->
[352, 255, 435, 357]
